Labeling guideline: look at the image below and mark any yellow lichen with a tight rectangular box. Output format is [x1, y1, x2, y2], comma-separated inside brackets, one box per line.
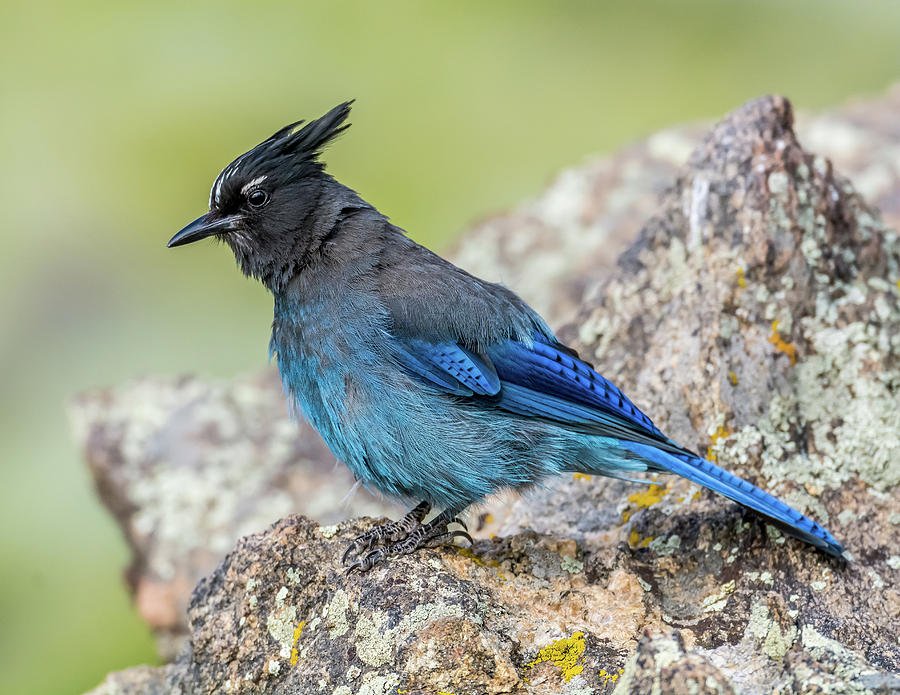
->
[706, 425, 732, 461]
[768, 320, 797, 365]
[599, 667, 625, 686]
[729, 371, 738, 386]
[627, 484, 665, 508]
[736, 267, 747, 288]
[627, 529, 654, 548]
[524, 632, 587, 683]
[573, 472, 592, 481]
[622, 484, 666, 522]
[457, 547, 486, 567]
[288, 621, 305, 666]
[456, 547, 507, 581]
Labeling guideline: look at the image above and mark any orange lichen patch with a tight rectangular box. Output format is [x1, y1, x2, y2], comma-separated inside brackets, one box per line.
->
[524, 632, 587, 683]
[736, 267, 747, 288]
[768, 320, 797, 365]
[706, 425, 732, 462]
[573, 472, 592, 481]
[729, 371, 738, 386]
[288, 621, 306, 666]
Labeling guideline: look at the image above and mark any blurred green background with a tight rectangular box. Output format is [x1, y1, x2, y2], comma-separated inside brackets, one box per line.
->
[2, 1, 899, 692]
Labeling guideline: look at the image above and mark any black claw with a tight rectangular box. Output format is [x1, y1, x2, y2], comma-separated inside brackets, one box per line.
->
[341, 534, 374, 564]
[341, 501, 433, 567]
[422, 528, 472, 549]
[452, 516, 469, 533]
[345, 547, 388, 574]
[342, 506, 466, 573]
[450, 528, 473, 545]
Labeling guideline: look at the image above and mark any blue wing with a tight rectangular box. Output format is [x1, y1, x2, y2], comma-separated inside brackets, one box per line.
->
[487, 337, 668, 436]
[392, 332, 681, 454]
[392, 337, 500, 397]
[391, 332, 845, 558]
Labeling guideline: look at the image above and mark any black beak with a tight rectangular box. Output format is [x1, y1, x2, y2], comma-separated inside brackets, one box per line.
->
[167, 213, 237, 248]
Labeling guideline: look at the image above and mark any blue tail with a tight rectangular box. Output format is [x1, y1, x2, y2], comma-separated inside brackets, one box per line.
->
[618, 441, 847, 559]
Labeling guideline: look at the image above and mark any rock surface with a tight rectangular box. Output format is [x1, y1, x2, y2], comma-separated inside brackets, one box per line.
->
[452, 84, 900, 328]
[80, 91, 900, 694]
[71, 371, 395, 658]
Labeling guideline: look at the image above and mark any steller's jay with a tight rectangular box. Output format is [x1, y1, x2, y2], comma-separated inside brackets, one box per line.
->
[168, 102, 846, 572]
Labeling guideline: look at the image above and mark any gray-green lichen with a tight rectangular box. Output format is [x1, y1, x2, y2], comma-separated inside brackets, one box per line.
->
[266, 585, 299, 659]
[745, 600, 797, 661]
[326, 589, 350, 639]
[646, 534, 681, 556]
[711, 158, 900, 494]
[560, 554, 584, 574]
[355, 672, 400, 695]
[701, 580, 736, 614]
[353, 603, 467, 668]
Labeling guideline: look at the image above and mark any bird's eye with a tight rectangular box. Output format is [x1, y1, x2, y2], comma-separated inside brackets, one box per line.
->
[247, 189, 269, 208]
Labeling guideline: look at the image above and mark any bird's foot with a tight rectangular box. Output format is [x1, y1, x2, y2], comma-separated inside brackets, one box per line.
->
[341, 501, 431, 566]
[343, 508, 471, 574]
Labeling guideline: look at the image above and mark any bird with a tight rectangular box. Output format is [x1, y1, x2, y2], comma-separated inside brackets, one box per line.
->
[168, 101, 847, 572]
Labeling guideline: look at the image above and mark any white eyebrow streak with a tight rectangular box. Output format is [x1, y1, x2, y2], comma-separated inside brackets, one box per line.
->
[241, 175, 268, 194]
[210, 175, 223, 208]
[210, 148, 254, 208]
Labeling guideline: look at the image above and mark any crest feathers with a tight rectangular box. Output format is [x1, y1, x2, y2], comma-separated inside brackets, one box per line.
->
[214, 101, 355, 201]
[269, 101, 354, 164]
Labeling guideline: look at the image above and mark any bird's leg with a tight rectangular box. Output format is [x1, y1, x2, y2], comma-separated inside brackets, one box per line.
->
[341, 500, 431, 565]
[344, 508, 472, 574]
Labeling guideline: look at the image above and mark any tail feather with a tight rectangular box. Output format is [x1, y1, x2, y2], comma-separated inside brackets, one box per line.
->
[618, 441, 846, 559]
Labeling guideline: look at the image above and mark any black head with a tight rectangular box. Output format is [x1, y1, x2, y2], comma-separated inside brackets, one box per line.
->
[168, 101, 358, 287]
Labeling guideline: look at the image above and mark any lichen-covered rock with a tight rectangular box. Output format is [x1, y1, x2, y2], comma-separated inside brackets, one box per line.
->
[612, 631, 736, 695]
[95, 511, 900, 695]
[134, 516, 643, 694]
[451, 85, 900, 329]
[491, 94, 900, 686]
[449, 126, 696, 325]
[70, 371, 395, 657]
[85, 665, 178, 695]
[82, 91, 900, 694]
